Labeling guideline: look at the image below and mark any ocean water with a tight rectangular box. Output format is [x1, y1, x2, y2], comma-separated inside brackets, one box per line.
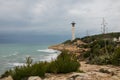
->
[0, 43, 60, 75]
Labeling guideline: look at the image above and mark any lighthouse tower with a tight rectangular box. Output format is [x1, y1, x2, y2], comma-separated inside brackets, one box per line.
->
[71, 21, 76, 41]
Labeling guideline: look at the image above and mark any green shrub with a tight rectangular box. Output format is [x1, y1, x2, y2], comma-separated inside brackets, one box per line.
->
[47, 50, 80, 73]
[11, 62, 48, 80]
[26, 56, 33, 67]
[0, 70, 12, 78]
[111, 47, 120, 66]
[90, 54, 112, 65]
[83, 51, 90, 58]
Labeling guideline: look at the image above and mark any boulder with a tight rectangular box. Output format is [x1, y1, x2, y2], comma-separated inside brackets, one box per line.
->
[28, 76, 42, 80]
[67, 73, 92, 80]
[0, 76, 13, 80]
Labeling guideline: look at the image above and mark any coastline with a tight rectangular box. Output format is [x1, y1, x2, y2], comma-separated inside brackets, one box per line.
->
[47, 42, 120, 80]
[0, 44, 61, 76]
[1, 39, 120, 80]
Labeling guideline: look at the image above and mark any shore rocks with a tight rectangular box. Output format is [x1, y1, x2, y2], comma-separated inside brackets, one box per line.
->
[28, 76, 42, 80]
[0, 76, 13, 80]
[1, 67, 120, 80]
[67, 73, 92, 80]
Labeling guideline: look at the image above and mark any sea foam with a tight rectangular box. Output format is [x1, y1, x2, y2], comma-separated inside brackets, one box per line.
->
[8, 62, 26, 67]
[37, 49, 60, 53]
[2, 51, 19, 58]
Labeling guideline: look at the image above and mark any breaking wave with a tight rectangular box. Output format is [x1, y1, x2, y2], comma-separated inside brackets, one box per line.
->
[8, 62, 26, 67]
[37, 49, 60, 53]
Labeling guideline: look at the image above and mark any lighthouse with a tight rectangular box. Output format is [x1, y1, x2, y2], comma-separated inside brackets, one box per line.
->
[71, 21, 76, 41]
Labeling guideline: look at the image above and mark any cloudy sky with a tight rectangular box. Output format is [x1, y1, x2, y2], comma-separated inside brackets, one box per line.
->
[0, 0, 120, 43]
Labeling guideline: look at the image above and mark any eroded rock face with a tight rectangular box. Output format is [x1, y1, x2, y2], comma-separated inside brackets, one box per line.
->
[0, 76, 13, 80]
[48, 40, 87, 53]
[28, 76, 42, 80]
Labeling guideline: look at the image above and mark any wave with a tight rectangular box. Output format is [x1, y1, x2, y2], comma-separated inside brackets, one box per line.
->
[39, 53, 59, 62]
[37, 49, 60, 53]
[8, 62, 26, 67]
[2, 51, 19, 58]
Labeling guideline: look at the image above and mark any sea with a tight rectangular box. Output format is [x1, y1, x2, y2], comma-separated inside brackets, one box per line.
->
[0, 43, 60, 75]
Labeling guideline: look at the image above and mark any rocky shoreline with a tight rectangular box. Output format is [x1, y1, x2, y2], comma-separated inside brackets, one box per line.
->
[1, 39, 120, 80]
[1, 61, 120, 80]
[48, 40, 120, 80]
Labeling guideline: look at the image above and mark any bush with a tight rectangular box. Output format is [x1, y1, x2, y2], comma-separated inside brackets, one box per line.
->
[83, 39, 119, 65]
[1, 58, 48, 80]
[83, 51, 90, 58]
[89, 54, 112, 65]
[111, 47, 120, 66]
[11, 62, 48, 80]
[0, 70, 12, 78]
[47, 50, 80, 73]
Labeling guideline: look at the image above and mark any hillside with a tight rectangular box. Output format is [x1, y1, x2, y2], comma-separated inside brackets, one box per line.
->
[81, 32, 120, 43]
[48, 32, 120, 80]
[49, 32, 120, 65]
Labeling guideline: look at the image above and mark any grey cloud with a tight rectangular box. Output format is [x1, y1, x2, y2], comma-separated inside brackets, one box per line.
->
[0, 0, 120, 37]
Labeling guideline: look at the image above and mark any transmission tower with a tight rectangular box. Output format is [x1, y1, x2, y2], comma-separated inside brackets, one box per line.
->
[101, 18, 107, 34]
[101, 18, 108, 54]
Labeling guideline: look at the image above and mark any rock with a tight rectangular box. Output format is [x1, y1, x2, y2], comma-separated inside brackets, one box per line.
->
[44, 76, 67, 80]
[111, 76, 120, 80]
[67, 78, 74, 80]
[0, 76, 13, 80]
[67, 73, 92, 80]
[117, 73, 120, 77]
[28, 76, 42, 80]
[48, 40, 87, 53]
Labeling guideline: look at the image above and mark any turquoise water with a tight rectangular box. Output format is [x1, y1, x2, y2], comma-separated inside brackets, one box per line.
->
[0, 43, 60, 75]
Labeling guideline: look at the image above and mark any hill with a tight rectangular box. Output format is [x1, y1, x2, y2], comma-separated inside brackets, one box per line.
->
[51, 32, 120, 66]
[80, 32, 120, 66]
[81, 32, 120, 43]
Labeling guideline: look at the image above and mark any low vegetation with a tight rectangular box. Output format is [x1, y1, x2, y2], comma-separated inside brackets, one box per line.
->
[1, 50, 80, 80]
[82, 39, 120, 66]
[47, 50, 80, 73]
[81, 32, 120, 43]
[63, 38, 81, 44]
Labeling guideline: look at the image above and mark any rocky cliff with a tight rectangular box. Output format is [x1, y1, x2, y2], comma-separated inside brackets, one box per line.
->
[48, 40, 89, 56]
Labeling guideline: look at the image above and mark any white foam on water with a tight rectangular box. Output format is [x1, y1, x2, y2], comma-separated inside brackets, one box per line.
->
[37, 49, 60, 53]
[2, 51, 19, 58]
[8, 62, 26, 67]
[37, 49, 61, 62]
[40, 53, 59, 62]
[7, 49, 61, 67]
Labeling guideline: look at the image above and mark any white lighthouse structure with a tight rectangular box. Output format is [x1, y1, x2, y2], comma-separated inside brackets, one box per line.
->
[71, 21, 76, 41]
